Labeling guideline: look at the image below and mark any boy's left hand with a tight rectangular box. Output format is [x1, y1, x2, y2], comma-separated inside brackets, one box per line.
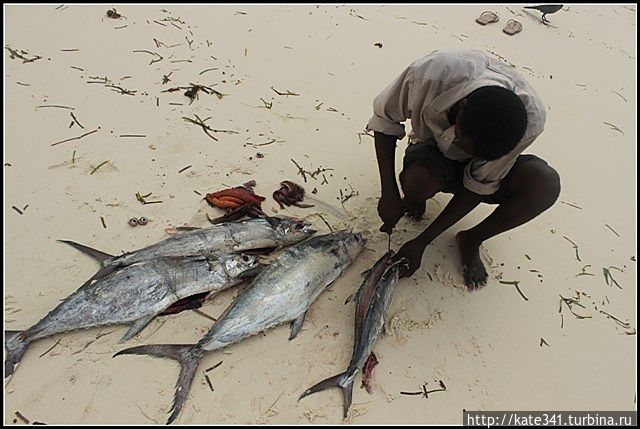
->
[392, 238, 426, 277]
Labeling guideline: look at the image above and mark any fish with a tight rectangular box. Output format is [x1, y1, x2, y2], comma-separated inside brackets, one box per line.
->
[5, 253, 262, 379]
[298, 252, 406, 418]
[59, 216, 316, 283]
[114, 230, 366, 424]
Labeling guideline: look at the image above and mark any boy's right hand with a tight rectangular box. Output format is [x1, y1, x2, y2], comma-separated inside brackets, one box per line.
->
[378, 193, 405, 233]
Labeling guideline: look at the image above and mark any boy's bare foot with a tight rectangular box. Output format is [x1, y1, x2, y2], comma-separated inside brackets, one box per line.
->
[404, 199, 426, 220]
[455, 231, 488, 290]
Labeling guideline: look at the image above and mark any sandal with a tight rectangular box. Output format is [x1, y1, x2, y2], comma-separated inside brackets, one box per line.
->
[503, 19, 523, 35]
[475, 11, 499, 25]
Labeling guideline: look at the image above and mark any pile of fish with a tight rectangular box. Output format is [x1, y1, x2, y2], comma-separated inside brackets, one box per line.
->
[6, 213, 406, 424]
[5, 216, 315, 378]
[115, 230, 366, 423]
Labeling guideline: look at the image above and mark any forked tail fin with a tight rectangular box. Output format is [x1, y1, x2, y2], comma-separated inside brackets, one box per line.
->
[298, 372, 354, 418]
[5, 330, 28, 378]
[114, 344, 203, 424]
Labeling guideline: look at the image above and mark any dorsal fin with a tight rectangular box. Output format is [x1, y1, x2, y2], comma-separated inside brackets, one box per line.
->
[57, 240, 115, 265]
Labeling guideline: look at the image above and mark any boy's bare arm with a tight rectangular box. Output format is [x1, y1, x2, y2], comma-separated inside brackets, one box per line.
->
[374, 132, 405, 232]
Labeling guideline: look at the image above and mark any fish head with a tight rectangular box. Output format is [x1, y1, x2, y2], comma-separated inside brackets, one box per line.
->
[218, 253, 262, 279]
[327, 230, 366, 260]
[267, 216, 317, 245]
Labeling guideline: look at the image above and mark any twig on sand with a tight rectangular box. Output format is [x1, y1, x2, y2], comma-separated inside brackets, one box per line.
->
[600, 310, 631, 329]
[51, 128, 99, 146]
[400, 381, 446, 398]
[602, 267, 623, 289]
[605, 224, 620, 237]
[562, 236, 581, 262]
[39, 339, 62, 357]
[271, 86, 299, 96]
[193, 309, 217, 322]
[5, 46, 42, 63]
[70, 112, 85, 129]
[132, 49, 163, 65]
[37, 104, 75, 110]
[101, 216, 107, 229]
[560, 201, 582, 210]
[500, 280, 528, 301]
[540, 338, 550, 347]
[15, 411, 30, 424]
[178, 165, 192, 174]
[204, 374, 214, 391]
[205, 361, 223, 373]
[603, 122, 625, 135]
[90, 160, 110, 175]
[12, 206, 24, 215]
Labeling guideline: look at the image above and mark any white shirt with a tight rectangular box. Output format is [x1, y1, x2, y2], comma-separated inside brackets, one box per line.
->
[366, 49, 546, 195]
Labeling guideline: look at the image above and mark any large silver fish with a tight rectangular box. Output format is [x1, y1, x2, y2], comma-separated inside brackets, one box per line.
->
[114, 230, 366, 424]
[298, 252, 405, 418]
[5, 253, 262, 378]
[59, 216, 316, 283]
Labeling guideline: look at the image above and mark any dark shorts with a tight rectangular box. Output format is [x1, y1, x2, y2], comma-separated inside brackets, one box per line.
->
[402, 142, 549, 204]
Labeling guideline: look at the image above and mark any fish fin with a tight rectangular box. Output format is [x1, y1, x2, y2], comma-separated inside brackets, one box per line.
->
[119, 314, 156, 343]
[289, 311, 307, 341]
[298, 372, 354, 418]
[4, 330, 28, 378]
[114, 344, 202, 424]
[236, 264, 264, 281]
[57, 239, 115, 265]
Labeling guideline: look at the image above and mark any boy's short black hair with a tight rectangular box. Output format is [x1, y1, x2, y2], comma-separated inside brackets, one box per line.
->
[458, 86, 528, 161]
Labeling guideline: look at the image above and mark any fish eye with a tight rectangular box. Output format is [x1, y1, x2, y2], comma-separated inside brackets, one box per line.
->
[242, 255, 250, 262]
[294, 222, 304, 230]
[128, 218, 138, 226]
[138, 217, 148, 225]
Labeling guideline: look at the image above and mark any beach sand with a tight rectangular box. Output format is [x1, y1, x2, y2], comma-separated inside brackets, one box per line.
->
[4, 4, 636, 425]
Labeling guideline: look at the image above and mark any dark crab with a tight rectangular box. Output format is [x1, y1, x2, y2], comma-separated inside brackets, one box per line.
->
[273, 180, 314, 209]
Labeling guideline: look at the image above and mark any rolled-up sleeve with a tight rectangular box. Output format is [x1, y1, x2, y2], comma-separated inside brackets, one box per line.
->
[462, 136, 538, 195]
[366, 66, 413, 139]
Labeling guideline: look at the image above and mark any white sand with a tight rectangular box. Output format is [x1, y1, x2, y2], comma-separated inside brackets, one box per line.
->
[4, 4, 636, 425]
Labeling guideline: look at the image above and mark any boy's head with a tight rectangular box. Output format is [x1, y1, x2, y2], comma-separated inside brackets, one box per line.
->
[454, 86, 528, 160]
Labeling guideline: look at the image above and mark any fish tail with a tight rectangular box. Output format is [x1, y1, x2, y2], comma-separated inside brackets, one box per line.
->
[4, 330, 28, 378]
[298, 372, 354, 418]
[114, 344, 202, 424]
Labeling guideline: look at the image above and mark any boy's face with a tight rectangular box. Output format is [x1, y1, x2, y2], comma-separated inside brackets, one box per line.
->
[453, 121, 476, 156]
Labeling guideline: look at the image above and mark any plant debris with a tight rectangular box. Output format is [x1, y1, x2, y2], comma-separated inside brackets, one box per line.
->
[12, 206, 24, 215]
[575, 265, 595, 277]
[178, 165, 192, 174]
[271, 86, 299, 96]
[5, 46, 42, 63]
[183, 115, 237, 141]
[605, 224, 621, 237]
[135, 191, 163, 205]
[133, 49, 163, 65]
[603, 122, 624, 135]
[499, 280, 528, 301]
[540, 338, 550, 347]
[602, 266, 623, 289]
[559, 293, 592, 320]
[90, 160, 110, 175]
[562, 236, 581, 261]
[560, 201, 582, 210]
[400, 381, 447, 398]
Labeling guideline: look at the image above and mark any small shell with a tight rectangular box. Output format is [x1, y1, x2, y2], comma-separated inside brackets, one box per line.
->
[138, 216, 148, 225]
[128, 217, 139, 227]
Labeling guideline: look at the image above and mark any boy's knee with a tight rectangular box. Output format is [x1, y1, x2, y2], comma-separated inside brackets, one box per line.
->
[400, 160, 444, 201]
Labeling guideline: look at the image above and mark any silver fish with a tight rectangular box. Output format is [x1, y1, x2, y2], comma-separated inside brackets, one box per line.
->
[114, 230, 366, 424]
[59, 216, 316, 283]
[5, 253, 261, 379]
[298, 253, 406, 418]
